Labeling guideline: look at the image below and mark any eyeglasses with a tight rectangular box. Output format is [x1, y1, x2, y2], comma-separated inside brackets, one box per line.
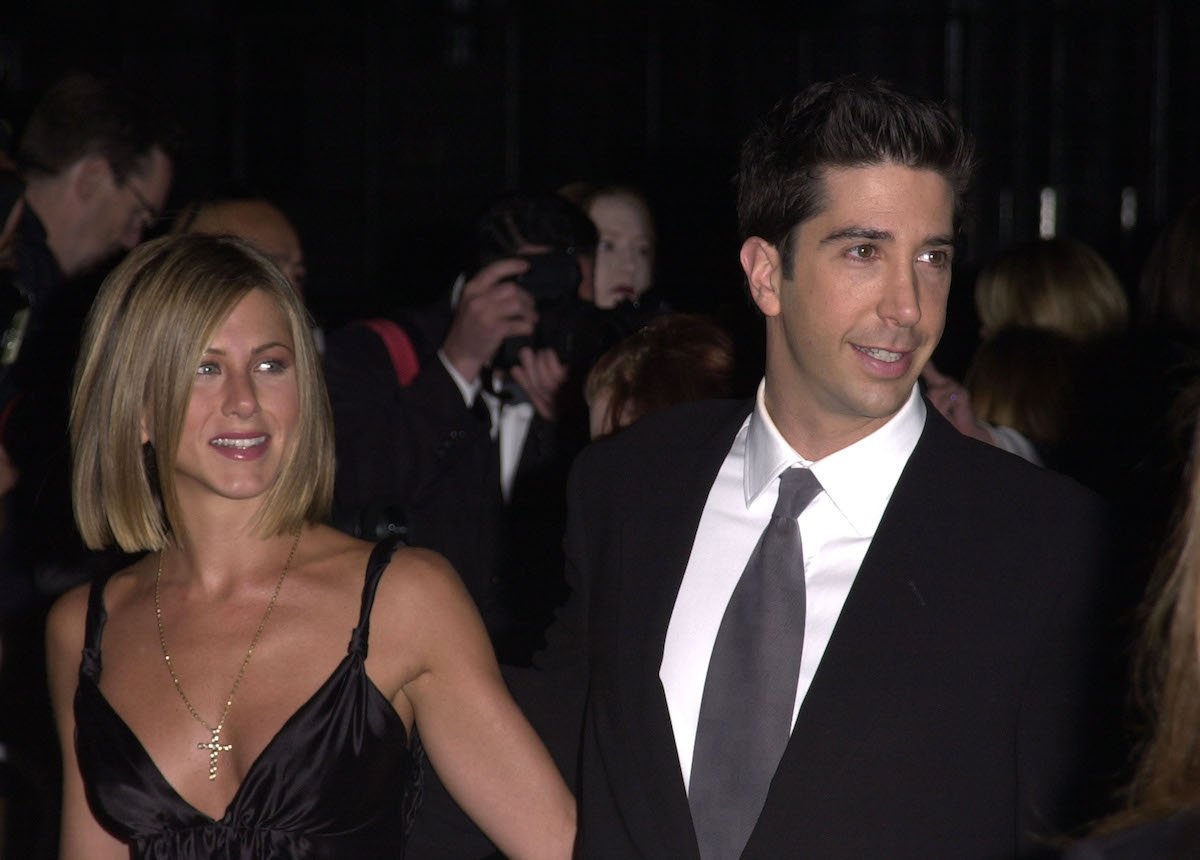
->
[123, 179, 161, 232]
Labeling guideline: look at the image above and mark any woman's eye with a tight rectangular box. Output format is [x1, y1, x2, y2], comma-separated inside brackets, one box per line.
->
[197, 361, 220, 376]
[598, 239, 616, 253]
[256, 358, 289, 373]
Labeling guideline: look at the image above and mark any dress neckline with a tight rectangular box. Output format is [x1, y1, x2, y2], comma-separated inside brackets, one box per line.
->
[80, 651, 409, 823]
[78, 541, 410, 824]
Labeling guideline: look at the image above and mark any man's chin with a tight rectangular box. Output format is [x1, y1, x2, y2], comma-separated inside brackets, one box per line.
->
[853, 379, 918, 420]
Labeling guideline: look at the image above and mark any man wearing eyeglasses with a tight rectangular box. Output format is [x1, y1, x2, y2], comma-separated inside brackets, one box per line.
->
[0, 74, 173, 855]
[0, 72, 175, 608]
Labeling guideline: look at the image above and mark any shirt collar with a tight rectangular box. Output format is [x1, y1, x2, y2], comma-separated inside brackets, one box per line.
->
[745, 381, 926, 537]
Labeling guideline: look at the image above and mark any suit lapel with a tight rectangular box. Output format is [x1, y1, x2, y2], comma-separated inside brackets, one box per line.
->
[746, 405, 961, 851]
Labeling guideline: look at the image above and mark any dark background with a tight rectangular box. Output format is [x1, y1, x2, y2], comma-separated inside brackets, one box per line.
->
[3, 0, 1198, 373]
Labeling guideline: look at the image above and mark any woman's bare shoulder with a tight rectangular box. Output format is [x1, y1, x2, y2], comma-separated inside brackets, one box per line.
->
[46, 557, 150, 650]
[46, 580, 90, 653]
[370, 545, 479, 656]
[297, 526, 456, 598]
[378, 545, 464, 606]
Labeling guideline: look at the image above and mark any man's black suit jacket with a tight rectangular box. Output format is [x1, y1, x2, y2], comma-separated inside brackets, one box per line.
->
[545, 396, 1117, 859]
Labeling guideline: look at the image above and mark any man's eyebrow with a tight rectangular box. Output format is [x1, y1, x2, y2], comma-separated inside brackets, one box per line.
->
[818, 227, 893, 245]
[818, 227, 956, 247]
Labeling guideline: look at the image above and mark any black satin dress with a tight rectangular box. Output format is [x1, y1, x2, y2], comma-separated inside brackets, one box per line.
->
[73, 537, 421, 859]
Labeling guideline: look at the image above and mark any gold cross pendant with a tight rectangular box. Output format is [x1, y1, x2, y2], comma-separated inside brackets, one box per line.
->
[198, 727, 233, 780]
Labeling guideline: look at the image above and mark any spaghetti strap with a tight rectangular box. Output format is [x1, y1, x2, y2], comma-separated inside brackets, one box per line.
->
[80, 570, 115, 681]
[348, 535, 406, 659]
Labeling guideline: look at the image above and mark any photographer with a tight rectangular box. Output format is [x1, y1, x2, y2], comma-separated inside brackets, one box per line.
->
[325, 191, 598, 665]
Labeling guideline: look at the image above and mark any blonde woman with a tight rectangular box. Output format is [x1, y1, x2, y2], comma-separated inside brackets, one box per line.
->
[1067, 386, 1200, 858]
[46, 234, 574, 859]
[925, 238, 1128, 470]
[974, 237, 1128, 341]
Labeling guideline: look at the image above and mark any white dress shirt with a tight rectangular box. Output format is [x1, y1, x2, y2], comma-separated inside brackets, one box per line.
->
[438, 349, 535, 501]
[660, 382, 926, 788]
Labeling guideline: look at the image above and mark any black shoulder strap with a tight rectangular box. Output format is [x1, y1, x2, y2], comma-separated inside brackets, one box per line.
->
[79, 569, 116, 681]
[348, 535, 406, 658]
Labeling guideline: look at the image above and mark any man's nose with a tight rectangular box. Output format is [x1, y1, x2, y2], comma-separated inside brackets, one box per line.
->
[878, 262, 921, 327]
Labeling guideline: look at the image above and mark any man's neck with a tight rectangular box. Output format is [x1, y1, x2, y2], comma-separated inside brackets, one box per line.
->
[22, 180, 77, 279]
[762, 389, 893, 462]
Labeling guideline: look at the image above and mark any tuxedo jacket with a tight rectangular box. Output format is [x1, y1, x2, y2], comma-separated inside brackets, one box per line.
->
[546, 397, 1117, 859]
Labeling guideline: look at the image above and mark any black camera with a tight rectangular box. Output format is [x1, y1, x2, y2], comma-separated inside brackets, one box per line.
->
[515, 251, 580, 302]
[495, 252, 584, 369]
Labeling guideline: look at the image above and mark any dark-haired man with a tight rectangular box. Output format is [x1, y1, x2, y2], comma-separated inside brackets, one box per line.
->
[1, 72, 174, 598]
[0, 73, 174, 851]
[10, 72, 173, 287]
[547, 78, 1114, 858]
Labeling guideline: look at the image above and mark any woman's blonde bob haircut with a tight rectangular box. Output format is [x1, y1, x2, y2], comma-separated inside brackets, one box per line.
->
[1095, 382, 1200, 834]
[974, 238, 1128, 341]
[71, 233, 333, 552]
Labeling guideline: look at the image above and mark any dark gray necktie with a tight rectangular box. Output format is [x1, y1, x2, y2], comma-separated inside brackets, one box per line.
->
[688, 466, 823, 860]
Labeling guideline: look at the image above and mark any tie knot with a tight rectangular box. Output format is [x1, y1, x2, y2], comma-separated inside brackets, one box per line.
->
[774, 467, 822, 521]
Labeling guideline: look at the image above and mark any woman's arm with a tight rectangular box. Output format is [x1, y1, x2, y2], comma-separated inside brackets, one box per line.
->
[381, 549, 576, 860]
[45, 585, 127, 860]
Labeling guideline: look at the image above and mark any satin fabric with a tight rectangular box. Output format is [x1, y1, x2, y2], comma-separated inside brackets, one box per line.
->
[74, 537, 420, 859]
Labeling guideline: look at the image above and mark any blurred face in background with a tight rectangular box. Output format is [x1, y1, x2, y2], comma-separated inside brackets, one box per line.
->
[187, 200, 307, 296]
[588, 192, 655, 309]
[70, 147, 172, 276]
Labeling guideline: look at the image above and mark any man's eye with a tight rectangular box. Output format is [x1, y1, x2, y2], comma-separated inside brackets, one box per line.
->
[919, 249, 952, 267]
[849, 245, 876, 260]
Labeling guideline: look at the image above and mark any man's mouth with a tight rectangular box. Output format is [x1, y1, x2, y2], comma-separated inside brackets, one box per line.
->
[853, 345, 905, 363]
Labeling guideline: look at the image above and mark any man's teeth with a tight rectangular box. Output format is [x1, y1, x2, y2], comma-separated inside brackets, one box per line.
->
[857, 346, 903, 362]
[212, 436, 267, 449]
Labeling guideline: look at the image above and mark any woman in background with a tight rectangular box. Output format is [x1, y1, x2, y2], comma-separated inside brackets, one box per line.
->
[925, 237, 1127, 474]
[585, 313, 733, 438]
[1066, 385, 1200, 858]
[974, 237, 1128, 341]
[564, 183, 658, 310]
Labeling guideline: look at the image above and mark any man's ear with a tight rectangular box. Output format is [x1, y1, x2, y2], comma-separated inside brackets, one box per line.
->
[740, 237, 784, 317]
[70, 155, 113, 205]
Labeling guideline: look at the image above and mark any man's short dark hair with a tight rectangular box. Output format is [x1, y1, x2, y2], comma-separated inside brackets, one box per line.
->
[470, 190, 598, 271]
[17, 73, 174, 183]
[736, 77, 975, 272]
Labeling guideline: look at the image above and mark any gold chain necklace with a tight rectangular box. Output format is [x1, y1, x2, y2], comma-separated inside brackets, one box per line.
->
[154, 529, 301, 780]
